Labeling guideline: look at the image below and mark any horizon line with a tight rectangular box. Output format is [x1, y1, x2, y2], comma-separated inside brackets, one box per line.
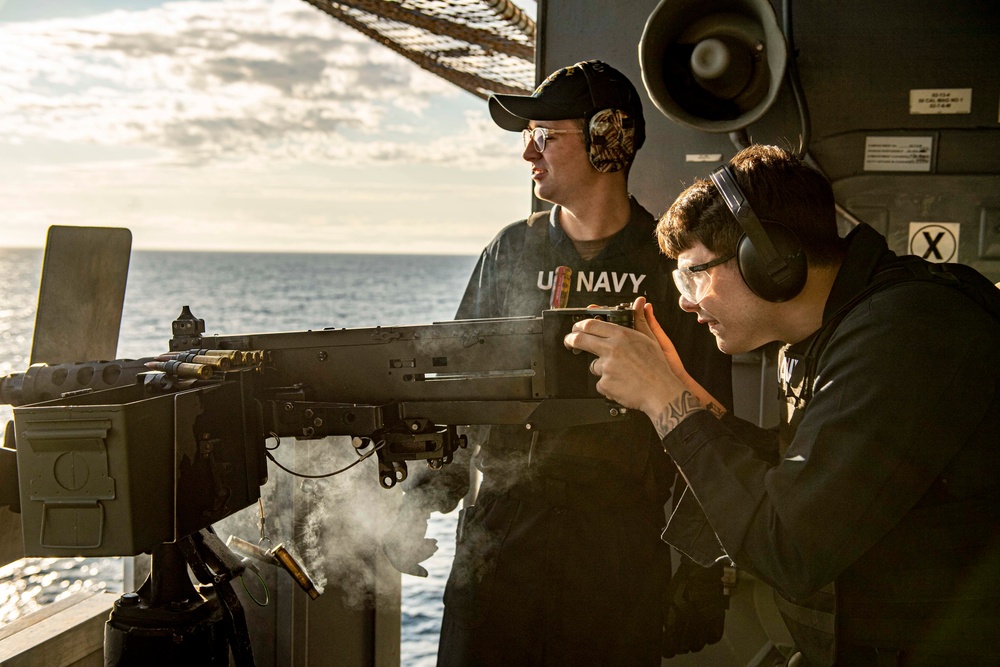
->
[0, 244, 480, 257]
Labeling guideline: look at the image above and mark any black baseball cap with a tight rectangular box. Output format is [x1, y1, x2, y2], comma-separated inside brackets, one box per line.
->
[488, 59, 646, 149]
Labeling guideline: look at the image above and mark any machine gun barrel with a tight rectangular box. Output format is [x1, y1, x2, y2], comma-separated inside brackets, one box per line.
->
[0, 358, 155, 406]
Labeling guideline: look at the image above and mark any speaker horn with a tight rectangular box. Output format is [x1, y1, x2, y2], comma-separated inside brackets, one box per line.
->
[639, 0, 787, 133]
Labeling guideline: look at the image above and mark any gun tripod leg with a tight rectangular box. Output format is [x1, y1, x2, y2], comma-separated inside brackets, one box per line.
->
[104, 533, 256, 666]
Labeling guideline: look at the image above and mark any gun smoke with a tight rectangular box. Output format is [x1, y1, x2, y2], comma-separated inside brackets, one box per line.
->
[216, 434, 403, 610]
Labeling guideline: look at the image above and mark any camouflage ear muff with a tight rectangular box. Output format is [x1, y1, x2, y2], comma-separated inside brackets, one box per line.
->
[579, 62, 637, 173]
[586, 108, 636, 173]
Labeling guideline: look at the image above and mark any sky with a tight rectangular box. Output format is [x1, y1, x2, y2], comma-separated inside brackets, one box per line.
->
[0, 0, 537, 254]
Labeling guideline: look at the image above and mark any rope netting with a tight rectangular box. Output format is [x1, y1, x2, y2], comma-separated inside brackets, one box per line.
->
[301, 0, 536, 98]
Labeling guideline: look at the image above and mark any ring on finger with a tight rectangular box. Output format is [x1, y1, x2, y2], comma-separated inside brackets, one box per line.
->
[589, 358, 599, 375]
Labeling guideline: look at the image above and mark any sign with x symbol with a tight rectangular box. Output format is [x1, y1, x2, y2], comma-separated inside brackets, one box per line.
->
[909, 222, 960, 262]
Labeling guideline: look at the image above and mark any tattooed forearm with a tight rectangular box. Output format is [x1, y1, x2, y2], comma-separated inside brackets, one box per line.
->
[652, 390, 705, 438]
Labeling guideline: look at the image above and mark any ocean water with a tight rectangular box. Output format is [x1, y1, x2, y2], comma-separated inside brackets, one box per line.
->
[0, 246, 476, 665]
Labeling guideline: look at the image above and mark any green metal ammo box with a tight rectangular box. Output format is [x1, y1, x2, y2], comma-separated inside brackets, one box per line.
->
[13, 379, 263, 557]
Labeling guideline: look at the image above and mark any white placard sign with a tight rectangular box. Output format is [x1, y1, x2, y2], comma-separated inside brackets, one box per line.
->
[909, 222, 961, 263]
[910, 88, 972, 114]
[864, 136, 934, 172]
[685, 153, 723, 163]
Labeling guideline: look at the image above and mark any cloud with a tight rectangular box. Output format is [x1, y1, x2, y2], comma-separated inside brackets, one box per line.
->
[0, 0, 518, 168]
[0, 0, 531, 256]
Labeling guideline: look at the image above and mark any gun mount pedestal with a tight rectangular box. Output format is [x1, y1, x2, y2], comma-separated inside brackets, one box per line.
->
[105, 530, 255, 666]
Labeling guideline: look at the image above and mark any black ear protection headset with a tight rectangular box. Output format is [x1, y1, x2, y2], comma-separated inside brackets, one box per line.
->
[709, 164, 807, 302]
[578, 61, 637, 173]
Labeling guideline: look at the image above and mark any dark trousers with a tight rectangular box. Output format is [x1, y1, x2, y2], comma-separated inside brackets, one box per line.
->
[437, 486, 669, 667]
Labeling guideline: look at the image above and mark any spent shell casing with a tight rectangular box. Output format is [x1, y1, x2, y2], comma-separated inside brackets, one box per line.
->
[226, 535, 278, 566]
[271, 544, 321, 599]
[144, 360, 213, 380]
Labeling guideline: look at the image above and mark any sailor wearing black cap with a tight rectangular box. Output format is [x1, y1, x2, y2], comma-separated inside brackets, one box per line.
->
[383, 60, 733, 667]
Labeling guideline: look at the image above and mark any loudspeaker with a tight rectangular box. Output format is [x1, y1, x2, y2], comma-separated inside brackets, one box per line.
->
[710, 165, 806, 302]
[579, 61, 637, 173]
[639, 0, 787, 133]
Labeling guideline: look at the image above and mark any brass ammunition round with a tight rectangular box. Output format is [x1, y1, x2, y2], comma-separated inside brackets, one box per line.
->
[189, 354, 230, 369]
[181, 362, 213, 379]
[162, 352, 231, 369]
[196, 349, 243, 363]
[145, 360, 213, 380]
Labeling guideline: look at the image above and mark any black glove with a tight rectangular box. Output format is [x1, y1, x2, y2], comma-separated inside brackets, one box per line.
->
[381, 502, 438, 577]
[662, 556, 728, 658]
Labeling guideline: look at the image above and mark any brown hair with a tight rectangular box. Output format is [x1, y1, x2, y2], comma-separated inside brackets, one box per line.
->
[657, 145, 845, 266]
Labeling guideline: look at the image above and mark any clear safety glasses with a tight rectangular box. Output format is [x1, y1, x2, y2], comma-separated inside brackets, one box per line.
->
[672, 253, 736, 303]
[521, 127, 584, 153]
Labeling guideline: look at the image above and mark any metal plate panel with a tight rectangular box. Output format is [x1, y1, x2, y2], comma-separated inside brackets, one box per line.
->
[30, 226, 131, 365]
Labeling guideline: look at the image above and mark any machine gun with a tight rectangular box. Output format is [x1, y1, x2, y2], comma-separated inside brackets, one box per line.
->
[0, 303, 633, 557]
[0, 299, 633, 666]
